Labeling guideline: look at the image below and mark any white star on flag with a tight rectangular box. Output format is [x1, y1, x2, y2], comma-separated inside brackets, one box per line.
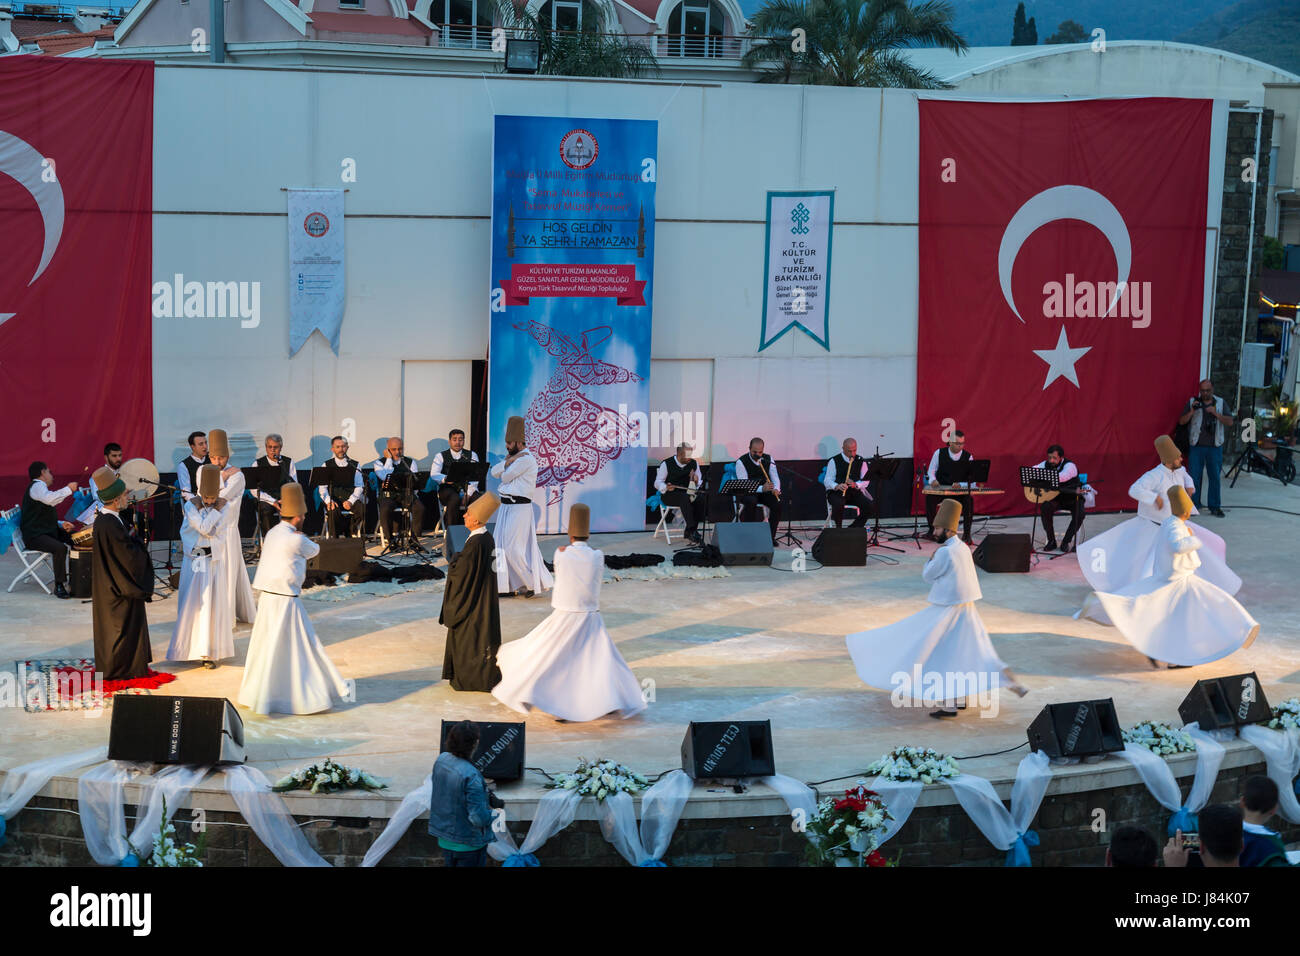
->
[1032, 326, 1091, 389]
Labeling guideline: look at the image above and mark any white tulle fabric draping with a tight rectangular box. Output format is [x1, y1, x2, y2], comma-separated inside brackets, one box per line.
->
[756, 774, 819, 828]
[597, 769, 695, 866]
[78, 761, 213, 864]
[1114, 723, 1226, 833]
[222, 764, 330, 867]
[487, 787, 583, 866]
[945, 751, 1052, 864]
[1239, 725, 1300, 824]
[130, 764, 213, 850]
[0, 746, 107, 821]
[361, 775, 433, 867]
[869, 778, 924, 846]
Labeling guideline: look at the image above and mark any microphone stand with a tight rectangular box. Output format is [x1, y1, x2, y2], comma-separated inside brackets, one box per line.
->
[138, 476, 185, 596]
[771, 468, 806, 549]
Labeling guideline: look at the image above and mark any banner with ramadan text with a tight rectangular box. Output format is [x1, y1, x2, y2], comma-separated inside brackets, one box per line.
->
[488, 115, 657, 534]
[760, 190, 834, 351]
[287, 187, 346, 356]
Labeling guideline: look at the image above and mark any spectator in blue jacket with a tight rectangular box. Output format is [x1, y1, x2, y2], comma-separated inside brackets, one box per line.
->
[428, 721, 502, 867]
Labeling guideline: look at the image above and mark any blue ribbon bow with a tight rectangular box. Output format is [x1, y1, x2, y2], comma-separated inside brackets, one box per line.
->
[637, 858, 667, 867]
[1005, 829, 1039, 867]
[502, 852, 539, 867]
[1168, 807, 1197, 838]
[119, 852, 140, 867]
[0, 814, 7, 847]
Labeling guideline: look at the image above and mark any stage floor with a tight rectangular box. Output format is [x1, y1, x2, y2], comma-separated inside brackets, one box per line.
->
[2, 469, 1298, 819]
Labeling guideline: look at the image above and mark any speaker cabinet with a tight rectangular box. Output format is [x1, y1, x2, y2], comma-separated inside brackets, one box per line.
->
[974, 533, 1032, 573]
[443, 523, 495, 564]
[1027, 699, 1123, 758]
[108, 695, 246, 765]
[307, 536, 365, 575]
[711, 523, 774, 566]
[440, 720, 525, 781]
[1178, 673, 1271, 730]
[681, 720, 776, 779]
[68, 548, 93, 598]
[811, 528, 868, 566]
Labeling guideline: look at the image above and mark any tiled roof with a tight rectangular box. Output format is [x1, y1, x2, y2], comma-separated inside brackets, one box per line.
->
[30, 25, 114, 53]
[309, 11, 431, 36]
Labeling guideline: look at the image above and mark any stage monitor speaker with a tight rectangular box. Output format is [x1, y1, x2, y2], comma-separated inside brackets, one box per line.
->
[440, 719, 525, 781]
[307, 536, 365, 575]
[68, 549, 93, 598]
[974, 534, 1032, 573]
[443, 522, 495, 564]
[1178, 672, 1271, 730]
[108, 695, 246, 765]
[1026, 698, 1123, 758]
[712, 523, 774, 566]
[811, 527, 868, 566]
[681, 720, 776, 779]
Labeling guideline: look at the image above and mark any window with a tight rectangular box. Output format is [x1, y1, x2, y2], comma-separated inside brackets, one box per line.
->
[667, 0, 725, 56]
[339, 0, 364, 7]
[441, 0, 492, 48]
[537, 0, 600, 33]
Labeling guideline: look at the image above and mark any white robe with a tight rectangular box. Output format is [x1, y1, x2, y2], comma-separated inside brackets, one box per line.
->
[1079, 517, 1259, 666]
[846, 536, 1011, 699]
[239, 522, 349, 715]
[490, 451, 553, 593]
[1080, 463, 1238, 594]
[166, 499, 236, 661]
[492, 543, 645, 721]
[215, 469, 257, 623]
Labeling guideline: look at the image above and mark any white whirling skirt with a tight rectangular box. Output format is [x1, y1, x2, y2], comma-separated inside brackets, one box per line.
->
[1078, 575, 1259, 667]
[167, 557, 235, 662]
[1080, 517, 1237, 594]
[215, 525, 257, 623]
[493, 503, 554, 593]
[238, 592, 349, 715]
[845, 602, 1010, 697]
[492, 609, 646, 721]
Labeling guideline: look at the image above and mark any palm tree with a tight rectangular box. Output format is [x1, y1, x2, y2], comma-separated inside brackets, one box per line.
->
[742, 0, 967, 88]
[495, 1, 661, 79]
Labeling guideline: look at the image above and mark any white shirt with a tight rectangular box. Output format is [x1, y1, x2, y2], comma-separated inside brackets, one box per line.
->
[180, 499, 227, 557]
[1129, 464, 1196, 523]
[491, 449, 538, 499]
[1032, 459, 1080, 484]
[550, 541, 602, 612]
[654, 456, 701, 494]
[176, 455, 206, 494]
[252, 521, 319, 596]
[1155, 516, 1202, 580]
[429, 449, 481, 495]
[823, 453, 870, 496]
[28, 479, 73, 507]
[317, 456, 363, 505]
[923, 535, 982, 605]
[927, 448, 968, 485]
[254, 456, 293, 506]
[735, 454, 780, 493]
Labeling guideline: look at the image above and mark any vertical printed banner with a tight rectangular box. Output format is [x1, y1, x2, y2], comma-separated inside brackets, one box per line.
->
[489, 115, 657, 533]
[760, 190, 833, 351]
[287, 188, 346, 356]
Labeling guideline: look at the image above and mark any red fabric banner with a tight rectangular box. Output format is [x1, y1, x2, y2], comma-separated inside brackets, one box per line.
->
[915, 98, 1211, 515]
[0, 57, 153, 505]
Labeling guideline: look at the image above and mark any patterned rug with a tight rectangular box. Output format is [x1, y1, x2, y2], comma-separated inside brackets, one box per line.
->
[15, 659, 177, 713]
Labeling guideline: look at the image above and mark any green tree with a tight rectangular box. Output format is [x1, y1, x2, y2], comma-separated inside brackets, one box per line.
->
[494, 1, 661, 79]
[1046, 19, 1087, 43]
[742, 0, 968, 88]
[1011, 2, 1037, 45]
[1262, 235, 1284, 271]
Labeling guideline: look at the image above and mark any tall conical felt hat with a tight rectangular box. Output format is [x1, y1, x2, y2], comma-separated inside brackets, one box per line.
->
[197, 464, 221, 499]
[280, 482, 307, 518]
[933, 498, 961, 533]
[568, 503, 590, 537]
[1167, 485, 1193, 519]
[505, 416, 526, 444]
[208, 428, 231, 458]
[466, 491, 500, 524]
[1154, 435, 1180, 468]
[92, 466, 125, 504]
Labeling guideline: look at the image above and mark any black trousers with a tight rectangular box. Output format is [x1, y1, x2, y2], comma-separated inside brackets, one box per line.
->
[660, 489, 705, 536]
[827, 487, 874, 527]
[925, 493, 974, 539]
[1040, 493, 1084, 545]
[256, 501, 280, 538]
[324, 502, 359, 538]
[378, 495, 425, 540]
[737, 492, 782, 538]
[441, 846, 487, 867]
[438, 485, 479, 527]
[28, 528, 74, 585]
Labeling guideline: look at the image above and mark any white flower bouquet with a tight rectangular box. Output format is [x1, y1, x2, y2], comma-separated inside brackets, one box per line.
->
[145, 798, 204, 867]
[865, 746, 960, 784]
[1265, 698, 1300, 732]
[546, 758, 649, 802]
[272, 757, 388, 794]
[805, 783, 896, 867]
[1123, 721, 1196, 756]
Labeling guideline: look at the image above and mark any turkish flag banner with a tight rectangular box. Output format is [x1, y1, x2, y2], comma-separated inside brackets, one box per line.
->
[0, 57, 153, 500]
[915, 98, 1211, 515]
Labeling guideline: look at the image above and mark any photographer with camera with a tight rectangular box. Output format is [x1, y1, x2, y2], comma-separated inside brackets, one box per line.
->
[1177, 379, 1233, 517]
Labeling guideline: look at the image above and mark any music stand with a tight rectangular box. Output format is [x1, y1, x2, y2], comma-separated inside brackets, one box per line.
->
[670, 471, 713, 555]
[719, 478, 763, 531]
[770, 468, 811, 549]
[1020, 465, 1059, 559]
[376, 469, 435, 564]
[863, 455, 904, 554]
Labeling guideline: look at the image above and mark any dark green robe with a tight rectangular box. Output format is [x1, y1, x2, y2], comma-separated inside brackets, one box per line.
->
[91, 510, 154, 681]
[438, 530, 502, 691]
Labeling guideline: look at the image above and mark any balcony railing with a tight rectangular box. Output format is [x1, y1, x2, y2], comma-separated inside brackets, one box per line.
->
[435, 24, 749, 59]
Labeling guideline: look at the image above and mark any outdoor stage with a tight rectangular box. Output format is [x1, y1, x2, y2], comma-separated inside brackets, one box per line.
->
[2, 469, 1298, 866]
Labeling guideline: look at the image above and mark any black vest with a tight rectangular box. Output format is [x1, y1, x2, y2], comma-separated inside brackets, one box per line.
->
[1046, 458, 1082, 491]
[438, 449, 476, 488]
[935, 449, 972, 485]
[182, 454, 208, 491]
[20, 483, 58, 541]
[324, 458, 358, 502]
[832, 454, 866, 485]
[663, 456, 697, 486]
[739, 453, 772, 483]
[255, 455, 293, 497]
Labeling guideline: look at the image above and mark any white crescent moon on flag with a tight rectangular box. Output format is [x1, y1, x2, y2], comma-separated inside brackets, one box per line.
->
[0, 129, 66, 326]
[997, 185, 1130, 322]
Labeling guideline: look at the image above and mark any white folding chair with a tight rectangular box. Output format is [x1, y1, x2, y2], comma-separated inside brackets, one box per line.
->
[822, 498, 860, 529]
[5, 509, 54, 595]
[654, 504, 682, 543]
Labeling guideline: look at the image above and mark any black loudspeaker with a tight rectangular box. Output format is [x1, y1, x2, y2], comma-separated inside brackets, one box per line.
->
[108, 695, 246, 765]
[811, 528, 867, 566]
[68, 549, 93, 598]
[681, 720, 776, 778]
[307, 536, 365, 575]
[1027, 699, 1124, 758]
[712, 523, 774, 566]
[443, 523, 495, 564]
[1178, 673, 1271, 730]
[974, 533, 1031, 573]
[440, 720, 524, 781]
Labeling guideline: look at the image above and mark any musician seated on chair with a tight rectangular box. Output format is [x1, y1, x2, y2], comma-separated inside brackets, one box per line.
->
[253, 433, 294, 537]
[429, 428, 481, 527]
[734, 437, 783, 544]
[823, 437, 875, 529]
[372, 436, 425, 548]
[654, 441, 705, 543]
[20, 461, 79, 599]
[925, 429, 974, 543]
[1034, 444, 1085, 553]
[317, 436, 363, 538]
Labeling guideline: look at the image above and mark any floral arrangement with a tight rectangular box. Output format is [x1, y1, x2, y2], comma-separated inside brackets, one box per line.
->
[547, 758, 648, 801]
[145, 798, 205, 868]
[272, 758, 387, 794]
[1264, 698, 1300, 732]
[866, 746, 960, 784]
[1123, 720, 1196, 756]
[805, 783, 897, 867]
